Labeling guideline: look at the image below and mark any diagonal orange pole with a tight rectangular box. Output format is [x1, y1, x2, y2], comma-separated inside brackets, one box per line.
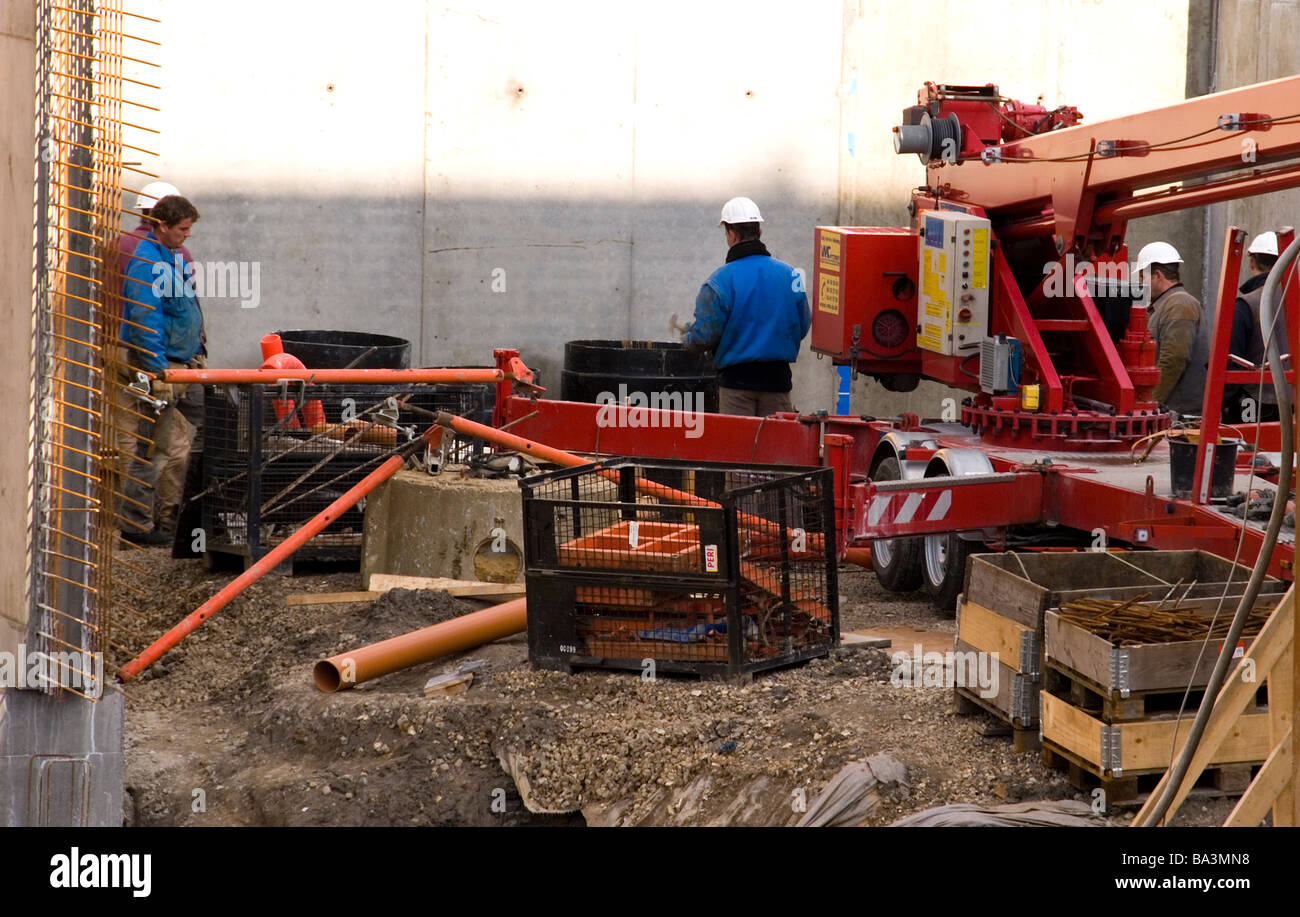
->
[119, 449, 414, 681]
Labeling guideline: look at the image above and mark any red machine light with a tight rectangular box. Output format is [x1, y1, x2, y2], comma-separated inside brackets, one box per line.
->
[872, 309, 910, 349]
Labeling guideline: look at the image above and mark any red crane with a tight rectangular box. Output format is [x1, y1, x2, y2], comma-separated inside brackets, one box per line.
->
[492, 75, 1300, 608]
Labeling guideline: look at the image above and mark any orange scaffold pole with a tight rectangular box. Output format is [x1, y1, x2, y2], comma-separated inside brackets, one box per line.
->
[118, 451, 412, 681]
[431, 411, 825, 553]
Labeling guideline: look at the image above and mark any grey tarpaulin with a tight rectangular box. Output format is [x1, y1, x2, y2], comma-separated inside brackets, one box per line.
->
[890, 799, 1108, 827]
[795, 754, 908, 827]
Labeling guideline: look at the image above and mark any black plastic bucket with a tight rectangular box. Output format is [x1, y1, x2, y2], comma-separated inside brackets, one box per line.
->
[560, 339, 718, 413]
[277, 330, 411, 370]
[1169, 437, 1239, 499]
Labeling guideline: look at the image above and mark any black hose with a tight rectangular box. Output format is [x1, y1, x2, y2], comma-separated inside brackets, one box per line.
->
[1137, 234, 1298, 826]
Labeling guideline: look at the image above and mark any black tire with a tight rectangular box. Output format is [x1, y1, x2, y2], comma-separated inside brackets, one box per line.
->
[922, 532, 976, 614]
[870, 456, 923, 592]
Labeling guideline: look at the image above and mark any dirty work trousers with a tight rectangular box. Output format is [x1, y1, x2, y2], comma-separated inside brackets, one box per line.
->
[719, 386, 794, 417]
[113, 358, 203, 533]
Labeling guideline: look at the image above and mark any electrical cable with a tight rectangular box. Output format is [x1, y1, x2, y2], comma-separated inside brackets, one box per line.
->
[1138, 234, 1298, 826]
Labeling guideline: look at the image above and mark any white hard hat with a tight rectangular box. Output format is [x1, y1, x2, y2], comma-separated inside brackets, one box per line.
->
[1135, 241, 1183, 272]
[135, 180, 180, 211]
[1248, 231, 1279, 257]
[719, 196, 764, 226]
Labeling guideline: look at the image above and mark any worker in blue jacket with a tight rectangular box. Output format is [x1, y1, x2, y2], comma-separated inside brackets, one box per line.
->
[117, 194, 203, 544]
[686, 197, 811, 416]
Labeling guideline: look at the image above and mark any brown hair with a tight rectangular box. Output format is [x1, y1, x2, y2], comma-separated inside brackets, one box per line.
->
[150, 195, 200, 226]
[1150, 262, 1180, 284]
[724, 221, 761, 241]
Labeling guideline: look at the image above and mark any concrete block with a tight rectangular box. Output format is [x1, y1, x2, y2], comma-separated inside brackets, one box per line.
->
[0, 689, 124, 827]
[362, 469, 526, 588]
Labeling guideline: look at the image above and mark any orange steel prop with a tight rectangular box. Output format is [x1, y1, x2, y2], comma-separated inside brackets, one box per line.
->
[432, 411, 826, 553]
[119, 452, 411, 681]
[160, 366, 528, 386]
[313, 598, 527, 692]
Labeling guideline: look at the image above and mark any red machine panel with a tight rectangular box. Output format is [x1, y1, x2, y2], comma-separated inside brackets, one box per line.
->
[810, 227, 920, 376]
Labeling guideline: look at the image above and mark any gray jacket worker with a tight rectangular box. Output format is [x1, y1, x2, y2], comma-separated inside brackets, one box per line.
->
[1136, 241, 1210, 417]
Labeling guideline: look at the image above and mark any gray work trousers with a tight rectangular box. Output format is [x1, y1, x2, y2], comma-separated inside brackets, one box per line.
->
[718, 386, 794, 417]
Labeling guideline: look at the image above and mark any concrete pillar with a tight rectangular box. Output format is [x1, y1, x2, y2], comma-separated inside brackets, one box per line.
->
[0, 0, 35, 656]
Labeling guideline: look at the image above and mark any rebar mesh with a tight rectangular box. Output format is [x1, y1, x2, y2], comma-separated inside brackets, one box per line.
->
[32, 0, 162, 696]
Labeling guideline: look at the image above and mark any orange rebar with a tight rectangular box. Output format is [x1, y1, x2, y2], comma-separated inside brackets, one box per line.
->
[432, 412, 825, 553]
[313, 598, 527, 692]
[119, 450, 414, 681]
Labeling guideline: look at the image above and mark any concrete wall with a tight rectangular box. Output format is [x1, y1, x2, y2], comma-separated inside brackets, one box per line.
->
[1203, 0, 1300, 303]
[136, 0, 1194, 419]
[0, 0, 35, 656]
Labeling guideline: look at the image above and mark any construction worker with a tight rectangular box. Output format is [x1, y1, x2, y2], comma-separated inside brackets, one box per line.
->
[1225, 231, 1283, 423]
[111, 182, 209, 538]
[117, 195, 204, 544]
[1136, 241, 1210, 420]
[685, 197, 811, 416]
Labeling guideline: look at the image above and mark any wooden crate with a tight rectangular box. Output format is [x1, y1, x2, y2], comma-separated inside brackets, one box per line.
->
[958, 550, 1283, 746]
[965, 550, 1285, 632]
[952, 636, 1041, 752]
[1041, 691, 1269, 789]
[1043, 597, 1280, 700]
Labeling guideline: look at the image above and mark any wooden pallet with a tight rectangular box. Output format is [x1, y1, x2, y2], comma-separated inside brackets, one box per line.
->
[1041, 739, 1257, 805]
[1040, 690, 1268, 784]
[1042, 659, 1268, 723]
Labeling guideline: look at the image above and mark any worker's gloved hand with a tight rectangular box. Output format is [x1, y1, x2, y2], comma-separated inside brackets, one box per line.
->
[189, 352, 208, 369]
[150, 380, 175, 404]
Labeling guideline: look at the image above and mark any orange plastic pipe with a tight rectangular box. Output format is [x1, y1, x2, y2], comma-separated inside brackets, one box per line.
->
[119, 451, 410, 681]
[843, 546, 872, 567]
[432, 412, 825, 552]
[313, 597, 527, 692]
[160, 367, 517, 385]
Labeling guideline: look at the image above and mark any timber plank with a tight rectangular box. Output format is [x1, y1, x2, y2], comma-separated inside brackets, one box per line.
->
[958, 600, 1036, 674]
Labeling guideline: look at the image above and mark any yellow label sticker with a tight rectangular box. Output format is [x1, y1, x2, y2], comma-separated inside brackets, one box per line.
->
[971, 228, 988, 290]
[818, 273, 840, 314]
[818, 231, 841, 272]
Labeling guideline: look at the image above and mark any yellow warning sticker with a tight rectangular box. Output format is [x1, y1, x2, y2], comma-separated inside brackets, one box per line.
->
[971, 228, 988, 290]
[818, 273, 840, 314]
[818, 231, 841, 272]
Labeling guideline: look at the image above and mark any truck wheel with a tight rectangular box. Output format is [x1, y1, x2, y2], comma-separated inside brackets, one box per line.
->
[922, 532, 974, 615]
[870, 456, 923, 592]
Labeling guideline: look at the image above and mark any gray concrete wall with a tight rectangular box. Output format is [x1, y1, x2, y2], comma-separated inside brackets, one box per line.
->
[136, 0, 1193, 418]
[1202, 0, 1300, 305]
[0, 0, 35, 656]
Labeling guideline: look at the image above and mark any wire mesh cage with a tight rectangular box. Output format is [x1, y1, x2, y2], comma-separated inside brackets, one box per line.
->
[200, 382, 493, 567]
[520, 458, 839, 679]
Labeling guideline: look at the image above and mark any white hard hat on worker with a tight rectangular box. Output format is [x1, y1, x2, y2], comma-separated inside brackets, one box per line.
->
[719, 197, 764, 226]
[1134, 241, 1183, 273]
[135, 180, 181, 212]
[1248, 231, 1279, 257]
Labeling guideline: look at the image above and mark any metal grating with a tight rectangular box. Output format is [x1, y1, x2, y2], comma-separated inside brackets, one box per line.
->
[32, 0, 163, 696]
[521, 459, 839, 678]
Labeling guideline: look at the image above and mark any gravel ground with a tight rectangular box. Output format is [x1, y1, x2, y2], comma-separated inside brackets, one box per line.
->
[115, 544, 1237, 827]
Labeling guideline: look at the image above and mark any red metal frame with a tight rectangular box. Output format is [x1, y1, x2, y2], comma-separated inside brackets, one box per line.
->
[1192, 226, 1299, 504]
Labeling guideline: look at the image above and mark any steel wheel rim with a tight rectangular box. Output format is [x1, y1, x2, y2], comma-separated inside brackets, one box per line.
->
[924, 534, 947, 586]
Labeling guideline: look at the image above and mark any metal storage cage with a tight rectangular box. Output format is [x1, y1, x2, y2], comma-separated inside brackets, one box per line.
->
[199, 381, 492, 568]
[520, 458, 839, 679]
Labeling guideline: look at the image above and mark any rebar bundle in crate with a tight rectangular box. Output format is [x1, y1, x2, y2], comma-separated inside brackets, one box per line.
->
[200, 382, 492, 567]
[520, 458, 839, 679]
